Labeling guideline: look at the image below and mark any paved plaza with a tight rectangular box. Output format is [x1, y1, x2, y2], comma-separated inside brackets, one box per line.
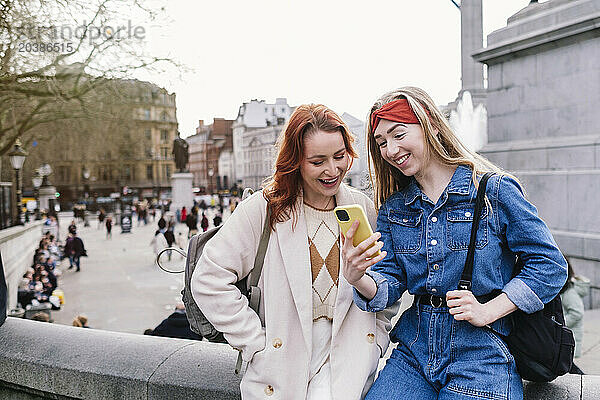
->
[51, 207, 229, 335]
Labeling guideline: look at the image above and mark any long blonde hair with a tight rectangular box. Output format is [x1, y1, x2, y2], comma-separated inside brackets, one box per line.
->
[366, 86, 516, 209]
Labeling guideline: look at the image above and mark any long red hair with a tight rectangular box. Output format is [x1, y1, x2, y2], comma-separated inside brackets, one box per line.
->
[263, 104, 357, 230]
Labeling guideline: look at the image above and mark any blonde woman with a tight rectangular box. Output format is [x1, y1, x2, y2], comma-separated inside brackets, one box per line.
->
[192, 104, 398, 399]
[342, 87, 567, 400]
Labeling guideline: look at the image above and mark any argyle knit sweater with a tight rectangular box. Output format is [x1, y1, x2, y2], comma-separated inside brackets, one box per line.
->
[304, 203, 340, 322]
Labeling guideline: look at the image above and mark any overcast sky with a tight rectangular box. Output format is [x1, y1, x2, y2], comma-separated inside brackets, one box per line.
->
[141, 0, 535, 138]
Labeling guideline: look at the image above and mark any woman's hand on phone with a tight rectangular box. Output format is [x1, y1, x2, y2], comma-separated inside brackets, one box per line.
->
[341, 219, 386, 287]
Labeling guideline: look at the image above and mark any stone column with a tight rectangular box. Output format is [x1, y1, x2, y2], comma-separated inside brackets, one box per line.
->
[459, 0, 486, 106]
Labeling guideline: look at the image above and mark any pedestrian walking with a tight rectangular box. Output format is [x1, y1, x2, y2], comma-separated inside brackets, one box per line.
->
[181, 206, 187, 224]
[98, 208, 106, 230]
[212, 213, 222, 228]
[200, 212, 209, 232]
[105, 216, 113, 239]
[191, 104, 397, 399]
[158, 215, 167, 231]
[345, 86, 567, 400]
[186, 209, 198, 238]
[150, 229, 168, 258]
[64, 226, 86, 272]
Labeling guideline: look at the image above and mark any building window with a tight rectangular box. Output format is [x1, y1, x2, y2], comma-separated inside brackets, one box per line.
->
[57, 166, 70, 182]
[144, 109, 151, 120]
[122, 166, 131, 181]
[161, 112, 167, 121]
[161, 147, 169, 159]
[161, 129, 168, 143]
[165, 165, 172, 179]
[147, 165, 153, 179]
[145, 147, 153, 158]
[145, 129, 151, 140]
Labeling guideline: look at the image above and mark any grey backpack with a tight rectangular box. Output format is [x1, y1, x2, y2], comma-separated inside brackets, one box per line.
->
[180, 189, 271, 373]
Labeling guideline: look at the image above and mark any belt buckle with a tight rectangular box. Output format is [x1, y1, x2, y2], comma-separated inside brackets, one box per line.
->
[429, 296, 443, 308]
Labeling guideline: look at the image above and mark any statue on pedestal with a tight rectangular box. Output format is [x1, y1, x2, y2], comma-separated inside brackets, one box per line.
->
[172, 135, 189, 173]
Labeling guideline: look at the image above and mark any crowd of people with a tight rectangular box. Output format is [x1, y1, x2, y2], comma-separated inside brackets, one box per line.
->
[17, 231, 63, 313]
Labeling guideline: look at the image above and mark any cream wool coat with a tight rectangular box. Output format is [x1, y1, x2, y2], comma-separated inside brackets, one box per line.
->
[191, 183, 398, 400]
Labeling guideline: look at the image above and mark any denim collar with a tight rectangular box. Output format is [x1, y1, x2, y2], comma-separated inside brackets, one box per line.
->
[403, 165, 473, 205]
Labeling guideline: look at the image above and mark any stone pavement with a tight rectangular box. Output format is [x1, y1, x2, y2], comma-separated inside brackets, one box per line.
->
[577, 308, 600, 375]
[51, 208, 229, 334]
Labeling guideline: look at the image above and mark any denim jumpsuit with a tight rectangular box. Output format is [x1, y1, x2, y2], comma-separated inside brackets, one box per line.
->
[354, 166, 567, 400]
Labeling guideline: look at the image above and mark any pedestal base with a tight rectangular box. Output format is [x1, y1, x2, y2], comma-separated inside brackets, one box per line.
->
[171, 173, 193, 213]
[38, 186, 57, 213]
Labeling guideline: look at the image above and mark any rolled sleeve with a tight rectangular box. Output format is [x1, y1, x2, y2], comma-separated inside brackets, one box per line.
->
[502, 277, 544, 314]
[353, 270, 389, 312]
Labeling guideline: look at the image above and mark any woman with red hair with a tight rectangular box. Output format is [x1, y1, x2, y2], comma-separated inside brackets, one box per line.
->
[192, 104, 398, 399]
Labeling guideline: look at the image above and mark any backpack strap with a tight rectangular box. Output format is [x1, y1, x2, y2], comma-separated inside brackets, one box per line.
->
[248, 206, 271, 289]
[235, 202, 271, 374]
[458, 172, 493, 291]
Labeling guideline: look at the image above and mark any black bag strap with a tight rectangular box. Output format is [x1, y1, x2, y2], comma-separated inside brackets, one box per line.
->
[458, 172, 494, 291]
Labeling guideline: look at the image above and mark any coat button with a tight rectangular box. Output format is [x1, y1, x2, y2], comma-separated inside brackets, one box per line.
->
[402, 218, 408, 223]
[433, 264, 440, 270]
[265, 385, 274, 396]
[272, 338, 282, 349]
[366, 333, 375, 344]
[431, 216, 438, 222]
[430, 239, 438, 246]
[465, 211, 472, 217]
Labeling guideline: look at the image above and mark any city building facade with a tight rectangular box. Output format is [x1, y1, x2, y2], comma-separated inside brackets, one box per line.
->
[3, 79, 178, 210]
[232, 98, 294, 188]
[187, 118, 234, 194]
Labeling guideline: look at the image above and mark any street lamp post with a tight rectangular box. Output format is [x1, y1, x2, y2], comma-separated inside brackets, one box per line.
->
[208, 168, 214, 195]
[32, 171, 43, 220]
[8, 139, 28, 226]
[38, 163, 56, 216]
[82, 166, 91, 226]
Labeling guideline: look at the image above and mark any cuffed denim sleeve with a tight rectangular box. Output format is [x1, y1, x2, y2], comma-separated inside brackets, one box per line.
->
[353, 270, 389, 312]
[353, 201, 407, 312]
[502, 277, 544, 314]
[495, 175, 567, 312]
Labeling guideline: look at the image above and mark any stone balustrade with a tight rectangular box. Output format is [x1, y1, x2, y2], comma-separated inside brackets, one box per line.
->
[0, 221, 46, 311]
[0, 318, 599, 399]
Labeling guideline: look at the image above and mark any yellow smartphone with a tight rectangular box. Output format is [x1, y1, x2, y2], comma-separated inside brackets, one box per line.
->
[334, 204, 381, 256]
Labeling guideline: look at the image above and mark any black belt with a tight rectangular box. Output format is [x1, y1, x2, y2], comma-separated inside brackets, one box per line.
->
[415, 291, 501, 308]
[415, 294, 447, 308]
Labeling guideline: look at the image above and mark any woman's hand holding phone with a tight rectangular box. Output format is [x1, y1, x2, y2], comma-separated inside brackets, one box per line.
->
[340, 219, 386, 300]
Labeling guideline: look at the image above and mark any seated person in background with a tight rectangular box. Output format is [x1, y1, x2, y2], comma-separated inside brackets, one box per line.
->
[72, 315, 90, 328]
[30, 312, 51, 323]
[145, 303, 201, 340]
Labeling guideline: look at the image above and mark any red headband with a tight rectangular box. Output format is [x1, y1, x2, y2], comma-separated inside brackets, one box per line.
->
[370, 99, 428, 132]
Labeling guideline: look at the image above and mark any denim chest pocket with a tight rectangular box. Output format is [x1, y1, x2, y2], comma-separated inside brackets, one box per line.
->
[388, 210, 423, 254]
[446, 205, 489, 250]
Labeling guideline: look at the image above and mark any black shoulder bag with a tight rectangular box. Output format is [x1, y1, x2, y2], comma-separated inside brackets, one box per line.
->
[459, 172, 575, 382]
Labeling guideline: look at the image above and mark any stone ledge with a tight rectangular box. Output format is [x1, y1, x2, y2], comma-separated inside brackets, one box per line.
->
[482, 134, 600, 153]
[474, 0, 600, 65]
[0, 318, 241, 399]
[0, 221, 44, 245]
[0, 317, 599, 399]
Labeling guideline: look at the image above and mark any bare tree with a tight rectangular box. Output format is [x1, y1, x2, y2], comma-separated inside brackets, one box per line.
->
[0, 0, 176, 155]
